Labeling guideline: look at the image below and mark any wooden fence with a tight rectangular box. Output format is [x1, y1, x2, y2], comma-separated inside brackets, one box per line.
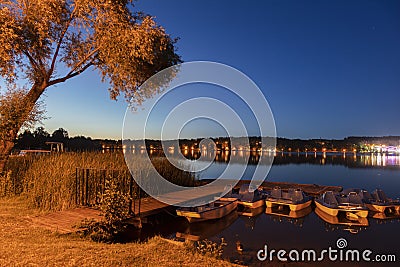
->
[75, 168, 146, 216]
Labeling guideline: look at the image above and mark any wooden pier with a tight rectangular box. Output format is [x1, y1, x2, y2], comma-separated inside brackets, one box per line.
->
[200, 179, 343, 196]
[261, 181, 342, 196]
[29, 179, 342, 233]
[29, 198, 172, 234]
[29, 207, 102, 234]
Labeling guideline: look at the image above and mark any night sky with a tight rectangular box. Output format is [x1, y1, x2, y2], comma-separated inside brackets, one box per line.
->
[40, 0, 400, 139]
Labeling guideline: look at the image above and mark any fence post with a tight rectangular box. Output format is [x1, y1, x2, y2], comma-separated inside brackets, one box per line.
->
[75, 168, 78, 205]
[129, 174, 133, 215]
[94, 169, 98, 205]
[81, 168, 85, 205]
[133, 180, 137, 216]
[12, 172, 16, 195]
[138, 187, 141, 217]
[85, 168, 89, 205]
[102, 169, 106, 195]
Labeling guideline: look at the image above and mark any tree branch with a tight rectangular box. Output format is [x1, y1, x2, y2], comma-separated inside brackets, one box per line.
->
[49, 5, 78, 78]
[23, 50, 47, 79]
[47, 46, 99, 87]
[48, 61, 93, 86]
[23, 51, 39, 69]
[66, 47, 100, 76]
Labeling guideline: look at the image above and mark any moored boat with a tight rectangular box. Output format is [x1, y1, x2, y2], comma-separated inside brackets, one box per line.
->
[315, 206, 369, 227]
[315, 206, 368, 235]
[228, 183, 265, 209]
[314, 190, 368, 218]
[265, 187, 312, 211]
[176, 197, 237, 223]
[176, 210, 238, 241]
[342, 188, 400, 214]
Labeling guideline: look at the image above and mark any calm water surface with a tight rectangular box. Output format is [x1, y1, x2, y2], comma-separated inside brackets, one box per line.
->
[138, 152, 400, 266]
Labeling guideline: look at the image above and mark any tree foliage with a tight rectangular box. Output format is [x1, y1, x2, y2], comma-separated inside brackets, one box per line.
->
[52, 127, 68, 140]
[0, 0, 181, 104]
[0, 87, 45, 142]
[0, 0, 181, 168]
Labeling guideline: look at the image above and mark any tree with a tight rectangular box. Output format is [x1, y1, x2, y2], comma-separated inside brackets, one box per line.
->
[33, 126, 50, 139]
[0, 87, 45, 168]
[16, 130, 35, 149]
[33, 126, 50, 148]
[0, 0, 181, 171]
[51, 127, 68, 141]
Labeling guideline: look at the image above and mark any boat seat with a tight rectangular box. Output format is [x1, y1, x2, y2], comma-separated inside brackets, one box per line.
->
[239, 184, 250, 195]
[359, 190, 373, 202]
[360, 190, 371, 198]
[240, 192, 255, 202]
[271, 187, 282, 199]
[290, 188, 305, 202]
[347, 192, 363, 205]
[372, 189, 388, 203]
[238, 184, 255, 202]
[323, 191, 338, 205]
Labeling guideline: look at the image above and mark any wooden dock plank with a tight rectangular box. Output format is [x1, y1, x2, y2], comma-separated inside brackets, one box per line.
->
[200, 179, 343, 196]
[29, 207, 102, 234]
[133, 198, 171, 217]
[28, 199, 172, 233]
[260, 181, 342, 196]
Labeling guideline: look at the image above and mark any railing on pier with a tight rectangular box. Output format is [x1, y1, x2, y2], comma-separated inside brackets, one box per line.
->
[75, 168, 146, 216]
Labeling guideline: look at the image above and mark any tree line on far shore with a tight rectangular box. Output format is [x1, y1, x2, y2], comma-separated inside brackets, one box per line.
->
[14, 126, 400, 153]
[14, 127, 115, 152]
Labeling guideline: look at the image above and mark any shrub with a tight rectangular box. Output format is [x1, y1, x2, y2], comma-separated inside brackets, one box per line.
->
[186, 238, 227, 259]
[78, 177, 131, 243]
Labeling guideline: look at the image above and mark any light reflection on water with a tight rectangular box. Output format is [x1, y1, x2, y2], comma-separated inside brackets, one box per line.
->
[137, 149, 400, 168]
[159, 151, 400, 265]
[121, 149, 400, 265]
[180, 151, 400, 197]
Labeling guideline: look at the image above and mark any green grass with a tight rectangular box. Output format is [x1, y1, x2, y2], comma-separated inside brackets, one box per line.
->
[0, 196, 236, 266]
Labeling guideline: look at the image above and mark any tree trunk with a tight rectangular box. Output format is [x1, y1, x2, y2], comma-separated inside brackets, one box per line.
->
[0, 81, 48, 173]
[0, 139, 16, 173]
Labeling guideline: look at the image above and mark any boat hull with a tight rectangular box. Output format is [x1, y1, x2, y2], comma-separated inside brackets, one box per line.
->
[315, 200, 338, 216]
[315, 206, 369, 227]
[366, 203, 400, 213]
[238, 205, 265, 217]
[176, 210, 238, 241]
[315, 200, 369, 218]
[265, 205, 312, 219]
[266, 199, 312, 211]
[238, 198, 265, 209]
[176, 199, 238, 223]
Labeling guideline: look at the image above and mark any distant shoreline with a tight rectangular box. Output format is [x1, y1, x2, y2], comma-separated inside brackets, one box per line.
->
[15, 126, 400, 153]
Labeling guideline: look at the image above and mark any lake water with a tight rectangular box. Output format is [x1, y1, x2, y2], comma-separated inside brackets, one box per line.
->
[136, 152, 400, 266]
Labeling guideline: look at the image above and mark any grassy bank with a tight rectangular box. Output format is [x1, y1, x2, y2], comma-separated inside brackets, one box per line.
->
[0, 196, 235, 266]
[2, 152, 195, 211]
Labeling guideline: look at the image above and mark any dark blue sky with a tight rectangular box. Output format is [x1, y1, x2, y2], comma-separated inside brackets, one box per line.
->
[43, 0, 400, 139]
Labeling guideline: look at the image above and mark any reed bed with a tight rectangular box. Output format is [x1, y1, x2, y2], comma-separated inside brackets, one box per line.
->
[1, 151, 195, 211]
